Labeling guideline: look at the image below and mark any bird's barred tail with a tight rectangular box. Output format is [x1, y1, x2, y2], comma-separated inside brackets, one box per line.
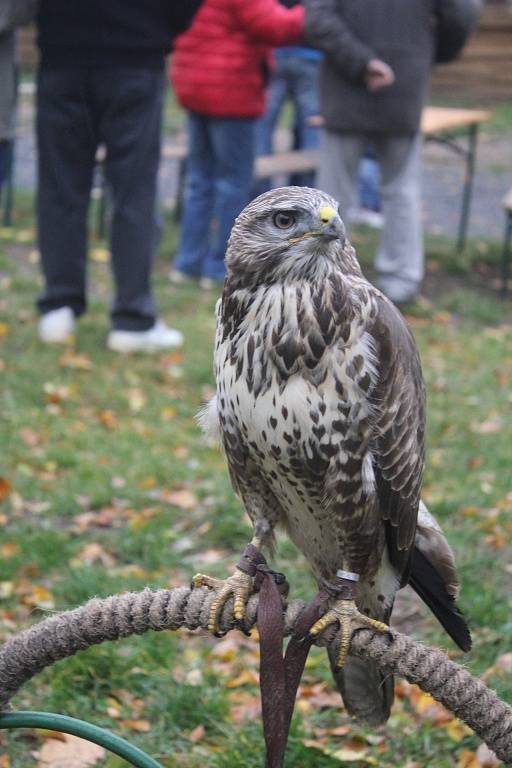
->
[327, 649, 394, 725]
[409, 546, 472, 652]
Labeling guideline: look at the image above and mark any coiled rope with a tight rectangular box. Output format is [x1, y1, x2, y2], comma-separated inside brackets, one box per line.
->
[0, 586, 511, 765]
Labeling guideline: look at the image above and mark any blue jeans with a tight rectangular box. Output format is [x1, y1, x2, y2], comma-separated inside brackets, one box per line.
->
[256, 56, 321, 193]
[358, 151, 381, 212]
[174, 114, 256, 281]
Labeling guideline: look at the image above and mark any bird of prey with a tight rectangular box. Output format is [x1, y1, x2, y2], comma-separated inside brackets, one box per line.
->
[194, 186, 471, 724]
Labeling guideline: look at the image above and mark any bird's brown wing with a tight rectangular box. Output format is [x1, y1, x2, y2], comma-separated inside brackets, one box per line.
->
[370, 296, 426, 585]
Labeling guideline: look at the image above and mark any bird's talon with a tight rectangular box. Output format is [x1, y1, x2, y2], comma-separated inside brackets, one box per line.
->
[236, 618, 252, 637]
[312, 599, 389, 669]
[193, 568, 254, 637]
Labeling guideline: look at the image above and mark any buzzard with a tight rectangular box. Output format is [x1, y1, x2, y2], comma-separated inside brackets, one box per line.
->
[194, 186, 470, 724]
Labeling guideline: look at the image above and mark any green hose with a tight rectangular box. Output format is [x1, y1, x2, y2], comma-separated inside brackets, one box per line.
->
[0, 711, 164, 767]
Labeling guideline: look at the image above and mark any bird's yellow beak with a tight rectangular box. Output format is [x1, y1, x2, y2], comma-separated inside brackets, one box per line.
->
[319, 206, 337, 225]
[288, 205, 345, 245]
[318, 205, 345, 241]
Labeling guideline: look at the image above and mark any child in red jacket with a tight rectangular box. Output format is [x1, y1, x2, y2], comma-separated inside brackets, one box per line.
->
[170, 0, 304, 288]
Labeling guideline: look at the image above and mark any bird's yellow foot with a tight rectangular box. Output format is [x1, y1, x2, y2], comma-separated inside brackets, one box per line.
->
[192, 568, 254, 636]
[308, 598, 389, 670]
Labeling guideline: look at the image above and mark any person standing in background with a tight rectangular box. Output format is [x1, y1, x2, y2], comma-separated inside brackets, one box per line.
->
[169, 0, 304, 290]
[255, 0, 322, 194]
[0, 0, 36, 192]
[304, 0, 481, 306]
[36, 0, 202, 352]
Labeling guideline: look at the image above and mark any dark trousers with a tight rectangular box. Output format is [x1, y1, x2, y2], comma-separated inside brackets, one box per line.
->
[0, 140, 10, 190]
[36, 67, 164, 330]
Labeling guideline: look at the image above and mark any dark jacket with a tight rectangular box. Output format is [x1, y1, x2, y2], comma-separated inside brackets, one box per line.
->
[37, 0, 203, 70]
[171, 0, 304, 118]
[304, 0, 481, 134]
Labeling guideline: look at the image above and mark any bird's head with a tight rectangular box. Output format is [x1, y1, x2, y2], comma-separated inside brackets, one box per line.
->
[226, 186, 362, 287]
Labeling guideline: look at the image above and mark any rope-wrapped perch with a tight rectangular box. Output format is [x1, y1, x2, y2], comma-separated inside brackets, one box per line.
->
[1, 586, 511, 764]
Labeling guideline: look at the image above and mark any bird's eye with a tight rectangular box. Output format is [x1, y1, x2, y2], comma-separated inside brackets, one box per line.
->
[273, 212, 296, 229]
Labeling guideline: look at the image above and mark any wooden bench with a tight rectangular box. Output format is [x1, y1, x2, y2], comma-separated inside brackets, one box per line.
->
[3, 105, 490, 250]
[162, 144, 320, 180]
[502, 187, 512, 297]
[163, 107, 491, 249]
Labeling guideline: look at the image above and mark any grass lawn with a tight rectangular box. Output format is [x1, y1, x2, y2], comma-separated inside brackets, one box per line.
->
[1, 197, 512, 768]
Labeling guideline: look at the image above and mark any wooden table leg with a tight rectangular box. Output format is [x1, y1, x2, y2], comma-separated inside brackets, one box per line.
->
[501, 212, 512, 298]
[456, 124, 478, 253]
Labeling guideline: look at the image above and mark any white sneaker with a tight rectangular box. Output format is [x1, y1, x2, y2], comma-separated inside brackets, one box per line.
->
[169, 268, 193, 285]
[199, 276, 224, 291]
[107, 320, 184, 353]
[349, 207, 384, 229]
[38, 307, 75, 344]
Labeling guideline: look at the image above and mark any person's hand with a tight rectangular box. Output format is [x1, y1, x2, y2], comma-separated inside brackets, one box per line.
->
[365, 58, 395, 91]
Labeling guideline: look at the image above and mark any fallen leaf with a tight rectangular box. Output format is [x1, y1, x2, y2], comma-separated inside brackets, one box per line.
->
[471, 418, 503, 435]
[43, 382, 75, 404]
[483, 652, 512, 680]
[0, 581, 14, 599]
[159, 489, 197, 510]
[0, 323, 10, 339]
[298, 681, 343, 709]
[303, 739, 377, 764]
[98, 410, 118, 430]
[184, 668, 203, 686]
[138, 475, 157, 490]
[22, 585, 55, 610]
[314, 725, 352, 738]
[106, 696, 122, 719]
[36, 733, 104, 767]
[127, 507, 159, 530]
[460, 506, 484, 518]
[476, 743, 500, 767]
[226, 669, 259, 688]
[445, 718, 472, 742]
[188, 724, 205, 743]
[69, 542, 117, 568]
[73, 506, 129, 532]
[200, 548, 227, 564]
[19, 428, 45, 448]
[111, 690, 146, 718]
[160, 351, 184, 367]
[0, 478, 12, 503]
[485, 532, 507, 550]
[330, 747, 377, 764]
[0, 542, 20, 558]
[59, 351, 94, 371]
[127, 388, 146, 413]
[121, 719, 151, 732]
[228, 690, 261, 723]
[457, 749, 480, 768]
[409, 687, 452, 725]
[35, 730, 66, 743]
